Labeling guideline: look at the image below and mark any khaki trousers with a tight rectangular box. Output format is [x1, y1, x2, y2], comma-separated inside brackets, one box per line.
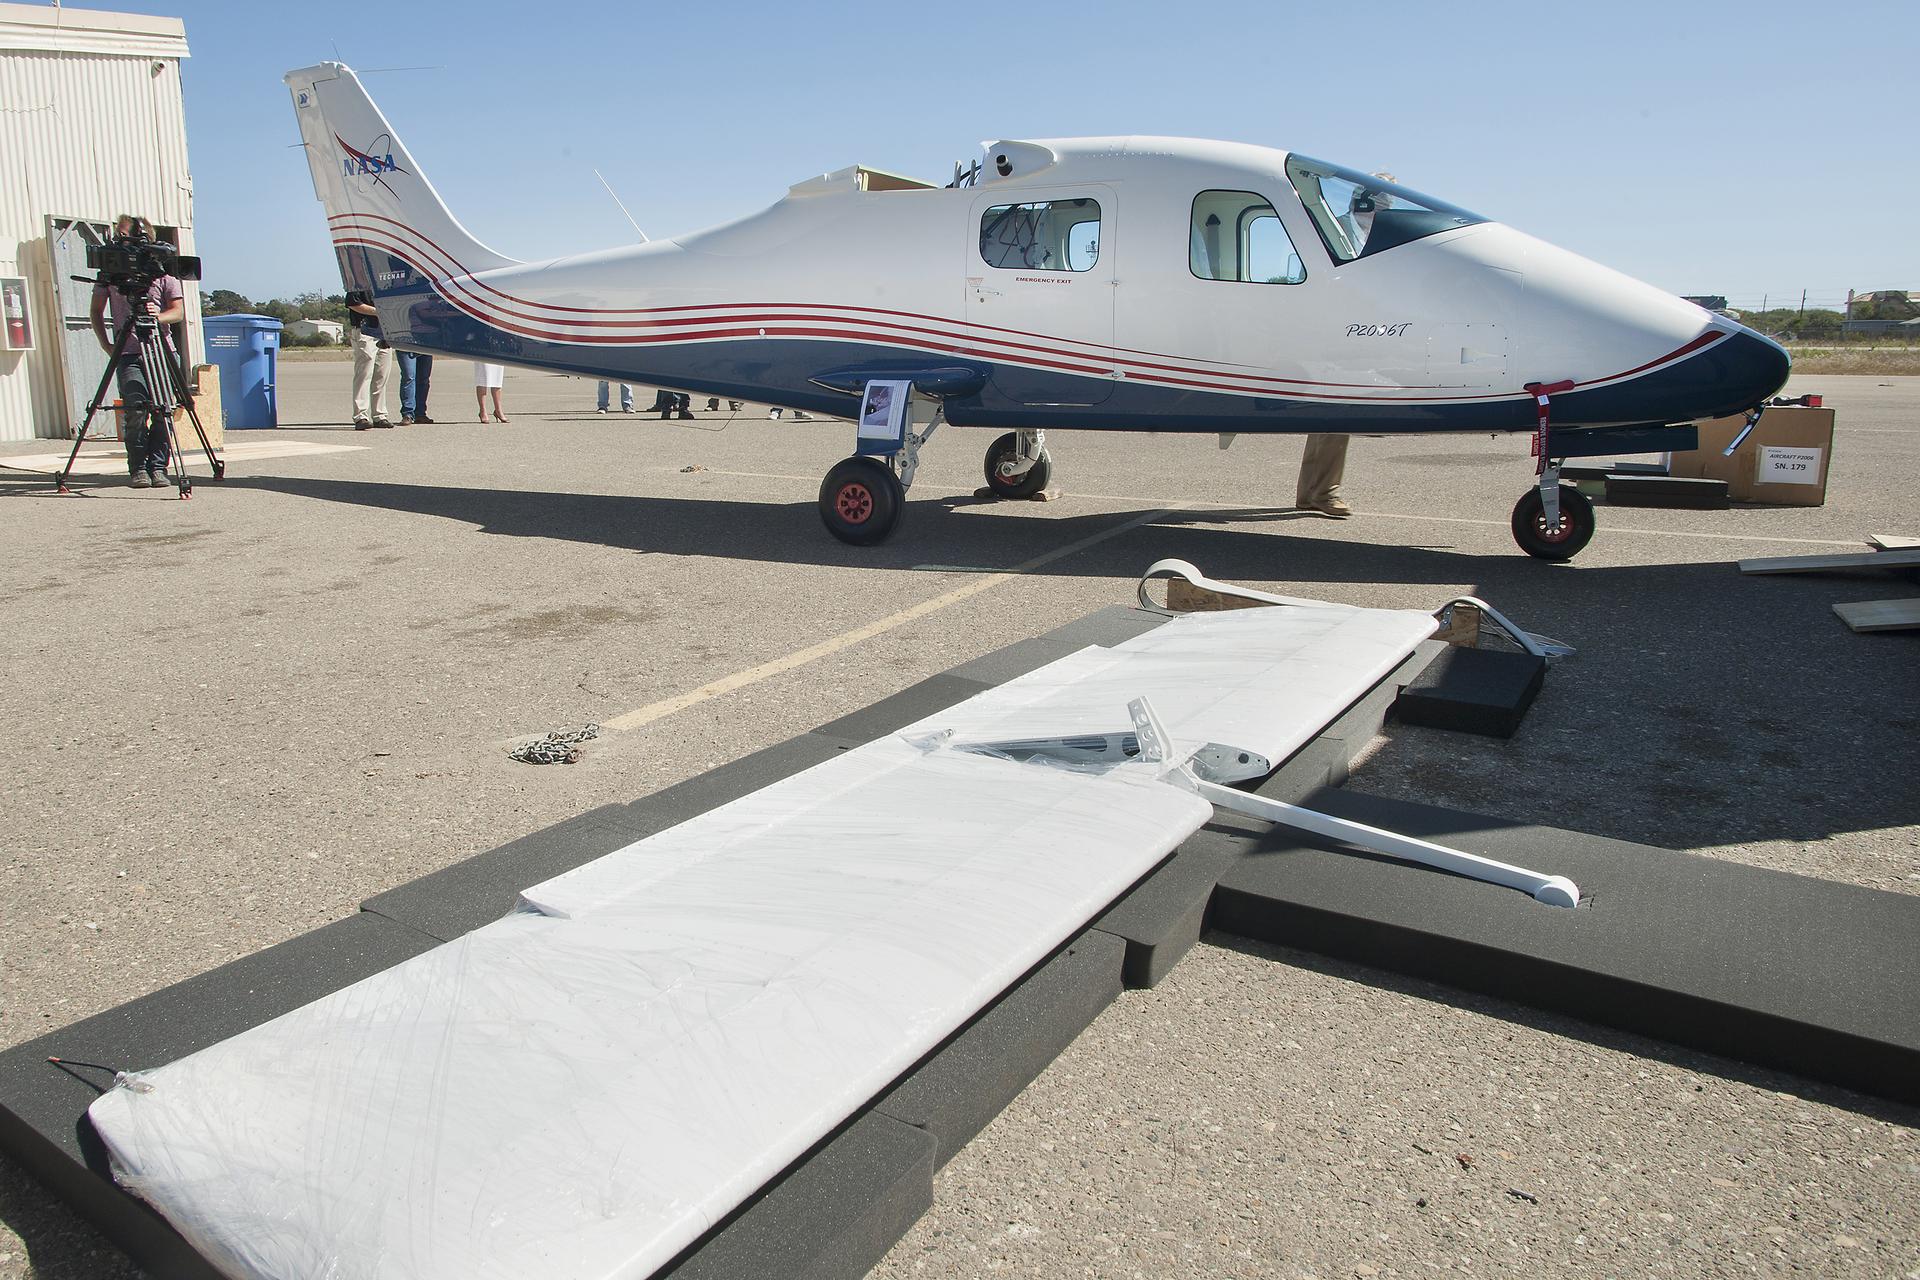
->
[351, 328, 392, 423]
[1296, 433, 1350, 506]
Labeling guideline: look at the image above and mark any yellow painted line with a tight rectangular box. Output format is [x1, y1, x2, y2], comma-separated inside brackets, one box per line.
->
[602, 505, 1178, 733]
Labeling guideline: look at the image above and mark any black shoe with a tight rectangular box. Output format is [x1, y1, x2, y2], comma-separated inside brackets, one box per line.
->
[415, 415, 436, 424]
[372, 417, 395, 429]
[128, 472, 153, 488]
[354, 419, 372, 431]
[148, 471, 171, 488]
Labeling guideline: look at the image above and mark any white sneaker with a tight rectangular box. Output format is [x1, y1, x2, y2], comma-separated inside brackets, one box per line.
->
[596, 407, 608, 414]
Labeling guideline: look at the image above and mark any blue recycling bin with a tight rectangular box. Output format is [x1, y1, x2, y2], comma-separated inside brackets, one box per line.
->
[201, 314, 281, 428]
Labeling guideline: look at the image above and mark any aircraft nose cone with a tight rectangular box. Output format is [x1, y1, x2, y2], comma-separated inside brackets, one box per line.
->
[1727, 327, 1792, 404]
[1687, 327, 1791, 419]
[1651, 326, 1797, 420]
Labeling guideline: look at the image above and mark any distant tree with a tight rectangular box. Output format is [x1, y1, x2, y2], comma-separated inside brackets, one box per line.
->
[257, 298, 301, 324]
[202, 288, 253, 315]
[291, 290, 348, 324]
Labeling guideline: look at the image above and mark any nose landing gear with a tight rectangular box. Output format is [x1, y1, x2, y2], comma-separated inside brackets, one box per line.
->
[1510, 379, 1594, 561]
[1510, 484, 1594, 561]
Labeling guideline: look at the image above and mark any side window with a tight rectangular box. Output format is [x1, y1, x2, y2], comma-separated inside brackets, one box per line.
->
[980, 198, 1101, 272]
[1190, 190, 1305, 285]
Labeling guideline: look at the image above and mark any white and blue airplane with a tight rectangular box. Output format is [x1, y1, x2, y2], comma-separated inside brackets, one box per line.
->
[286, 62, 1790, 559]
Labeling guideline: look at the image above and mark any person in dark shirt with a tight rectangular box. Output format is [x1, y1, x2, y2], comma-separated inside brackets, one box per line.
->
[345, 288, 394, 429]
[87, 214, 185, 487]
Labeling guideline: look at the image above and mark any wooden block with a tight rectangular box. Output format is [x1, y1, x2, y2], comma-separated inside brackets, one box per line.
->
[1739, 549, 1920, 575]
[1833, 599, 1920, 633]
[1431, 601, 1481, 648]
[188, 364, 225, 450]
[1165, 578, 1274, 613]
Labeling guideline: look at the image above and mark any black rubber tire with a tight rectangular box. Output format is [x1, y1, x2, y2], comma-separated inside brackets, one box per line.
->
[819, 456, 904, 545]
[982, 432, 1054, 500]
[1510, 484, 1595, 561]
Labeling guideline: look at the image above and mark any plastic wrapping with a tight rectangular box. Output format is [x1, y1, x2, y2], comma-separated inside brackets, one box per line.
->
[87, 605, 1437, 1280]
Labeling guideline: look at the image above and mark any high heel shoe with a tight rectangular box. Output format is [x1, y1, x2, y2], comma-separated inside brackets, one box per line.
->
[493, 412, 509, 422]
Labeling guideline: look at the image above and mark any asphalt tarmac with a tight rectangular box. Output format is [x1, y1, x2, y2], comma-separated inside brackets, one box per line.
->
[1, 364, 1915, 1279]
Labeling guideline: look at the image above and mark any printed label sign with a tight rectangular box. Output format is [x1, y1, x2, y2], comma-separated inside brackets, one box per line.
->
[1758, 446, 1822, 485]
[855, 379, 912, 454]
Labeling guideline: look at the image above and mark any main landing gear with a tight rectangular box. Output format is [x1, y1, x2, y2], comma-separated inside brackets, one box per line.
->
[983, 430, 1052, 500]
[815, 398, 1060, 545]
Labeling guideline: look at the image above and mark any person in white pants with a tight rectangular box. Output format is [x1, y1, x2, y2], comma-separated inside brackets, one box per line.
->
[345, 289, 393, 429]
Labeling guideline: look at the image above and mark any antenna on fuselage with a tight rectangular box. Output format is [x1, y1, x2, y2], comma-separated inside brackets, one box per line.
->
[593, 168, 649, 243]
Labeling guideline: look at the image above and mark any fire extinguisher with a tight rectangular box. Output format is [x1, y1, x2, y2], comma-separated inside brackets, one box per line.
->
[3, 286, 26, 349]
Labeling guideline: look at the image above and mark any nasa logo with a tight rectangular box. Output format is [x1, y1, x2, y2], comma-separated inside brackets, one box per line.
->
[336, 133, 408, 193]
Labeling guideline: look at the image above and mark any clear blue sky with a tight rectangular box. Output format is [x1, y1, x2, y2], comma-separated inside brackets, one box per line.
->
[76, 0, 1919, 310]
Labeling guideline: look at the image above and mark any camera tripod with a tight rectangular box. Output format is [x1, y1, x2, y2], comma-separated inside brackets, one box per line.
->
[56, 308, 225, 498]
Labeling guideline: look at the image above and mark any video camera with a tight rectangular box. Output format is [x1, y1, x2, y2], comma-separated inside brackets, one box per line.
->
[87, 227, 201, 295]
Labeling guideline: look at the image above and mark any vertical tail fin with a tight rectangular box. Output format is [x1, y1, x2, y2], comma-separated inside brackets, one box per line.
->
[284, 62, 518, 296]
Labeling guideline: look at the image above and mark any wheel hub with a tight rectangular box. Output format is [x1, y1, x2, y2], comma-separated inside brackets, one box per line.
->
[835, 483, 874, 523]
[1533, 512, 1574, 543]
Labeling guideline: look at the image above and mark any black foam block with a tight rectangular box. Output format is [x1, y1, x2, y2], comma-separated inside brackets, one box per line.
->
[1604, 475, 1731, 509]
[946, 636, 1080, 685]
[657, 1112, 935, 1280]
[1037, 605, 1169, 649]
[624, 732, 852, 824]
[1206, 789, 1920, 1103]
[1095, 841, 1242, 988]
[810, 673, 992, 746]
[875, 930, 1124, 1165]
[361, 803, 653, 941]
[1393, 645, 1545, 738]
[0, 913, 441, 1277]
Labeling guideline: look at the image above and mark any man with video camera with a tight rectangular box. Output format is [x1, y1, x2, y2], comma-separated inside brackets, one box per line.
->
[88, 214, 186, 488]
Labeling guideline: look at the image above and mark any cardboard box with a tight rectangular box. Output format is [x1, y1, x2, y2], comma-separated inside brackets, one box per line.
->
[188, 363, 225, 450]
[103, 367, 225, 451]
[1669, 406, 1833, 506]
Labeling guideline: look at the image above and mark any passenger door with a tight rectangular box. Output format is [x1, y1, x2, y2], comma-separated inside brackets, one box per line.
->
[966, 187, 1115, 406]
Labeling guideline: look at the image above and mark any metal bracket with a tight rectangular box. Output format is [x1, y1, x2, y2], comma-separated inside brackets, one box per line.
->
[895, 401, 944, 492]
[938, 694, 1579, 907]
[1437, 596, 1574, 659]
[1724, 404, 1765, 456]
[1136, 558, 1330, 613]
[995, 428, 1046, 481]
[1138, 561, 1572, 659]
[1188, 775, 1579, 908]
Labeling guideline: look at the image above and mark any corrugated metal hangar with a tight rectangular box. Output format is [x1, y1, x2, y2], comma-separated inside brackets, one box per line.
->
[0, 2, 199, 442]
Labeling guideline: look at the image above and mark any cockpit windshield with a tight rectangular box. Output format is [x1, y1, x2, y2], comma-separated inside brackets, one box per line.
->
[1283, 155, 1486, 263]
